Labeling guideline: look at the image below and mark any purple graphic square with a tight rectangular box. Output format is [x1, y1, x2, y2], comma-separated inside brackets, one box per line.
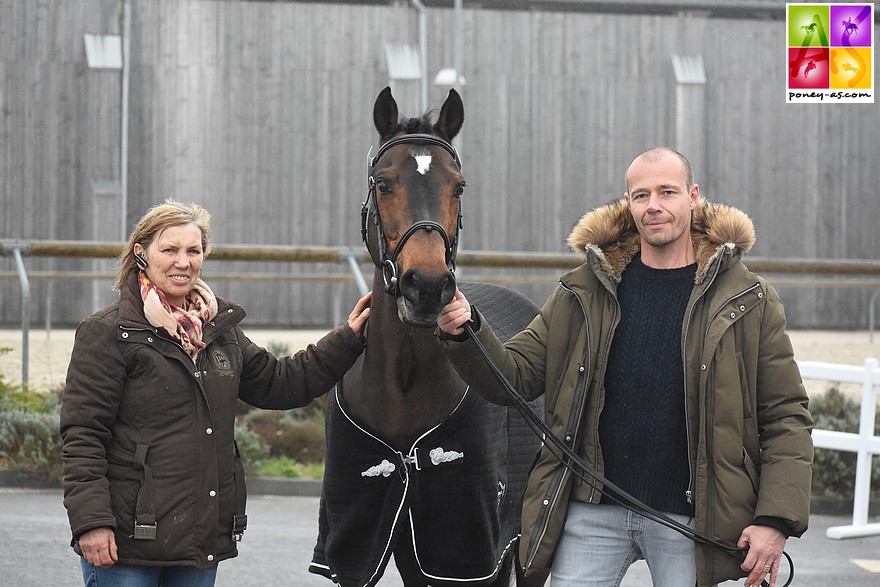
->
[830, 5, 872, 47]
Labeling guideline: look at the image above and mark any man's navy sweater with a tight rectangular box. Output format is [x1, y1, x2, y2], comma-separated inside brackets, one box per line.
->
[599, 254, 697, 516]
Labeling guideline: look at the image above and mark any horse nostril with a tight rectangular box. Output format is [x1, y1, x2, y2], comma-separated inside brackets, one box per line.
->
[439, 274, 456, 307]
[399, 271, 421, 303]
[400, 270, 455, 308]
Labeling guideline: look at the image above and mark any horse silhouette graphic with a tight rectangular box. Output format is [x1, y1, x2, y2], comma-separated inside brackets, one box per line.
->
[842, 62, 860, 76]
[842, 17, 859, 36]
[804, 60, 817, 78]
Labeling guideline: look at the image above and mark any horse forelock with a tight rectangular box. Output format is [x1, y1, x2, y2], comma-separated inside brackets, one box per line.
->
[400, 113, 438, 136]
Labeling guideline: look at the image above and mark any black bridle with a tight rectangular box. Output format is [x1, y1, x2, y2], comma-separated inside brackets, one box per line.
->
[361, 133, 463, 296]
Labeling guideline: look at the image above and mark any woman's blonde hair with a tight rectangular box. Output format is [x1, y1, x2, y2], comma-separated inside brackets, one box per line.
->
[115, 199, 212, 291]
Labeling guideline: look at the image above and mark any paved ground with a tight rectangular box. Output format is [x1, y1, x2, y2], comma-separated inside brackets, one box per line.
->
[3, 487, 879, 587]
[2, 330, 879, 585]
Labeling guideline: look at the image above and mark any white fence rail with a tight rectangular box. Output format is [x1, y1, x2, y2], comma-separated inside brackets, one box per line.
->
[802, 357, 880, 539]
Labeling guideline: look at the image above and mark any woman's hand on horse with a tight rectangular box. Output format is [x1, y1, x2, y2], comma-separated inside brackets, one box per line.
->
[347, 291, 372, 337]
[438, 288, 472, 335]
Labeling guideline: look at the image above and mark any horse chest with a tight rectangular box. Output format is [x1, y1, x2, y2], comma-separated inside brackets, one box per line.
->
[341, 365, 466, 450]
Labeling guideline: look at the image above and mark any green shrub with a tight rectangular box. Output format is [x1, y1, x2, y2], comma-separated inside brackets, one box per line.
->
[809, 386, 880, 500]
[234, 420, 267, 476]
[265, 340, 291, 358]
[0, 410, 63, 480]
[1, 386, 58, 413]
[239, 409, 326, 463]
[257, 456, 324, 479]
[272, 417, 325, 463]
[0, 347, 60, 414]
[259, 455, 303, 478]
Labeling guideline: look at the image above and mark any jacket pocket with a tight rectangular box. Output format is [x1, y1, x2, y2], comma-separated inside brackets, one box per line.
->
[741, 447, 759, 494]
[737, 351, 753, 419]
[107, 462, 141, 538]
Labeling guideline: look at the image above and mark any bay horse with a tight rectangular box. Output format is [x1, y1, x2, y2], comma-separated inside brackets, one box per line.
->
[309, 87, 547, 587]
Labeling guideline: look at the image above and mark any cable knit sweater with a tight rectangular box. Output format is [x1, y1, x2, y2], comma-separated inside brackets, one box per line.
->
[599, 255, 696, 516]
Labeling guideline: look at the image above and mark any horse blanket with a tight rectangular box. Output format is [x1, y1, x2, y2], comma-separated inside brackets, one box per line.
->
[310, 282, 542, 586]
[309, 385, 521, 586]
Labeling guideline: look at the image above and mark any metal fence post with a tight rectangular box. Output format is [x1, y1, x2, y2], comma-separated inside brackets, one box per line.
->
[870, 289, 880, 343]
[339, 251, 369, 296]
[2, 242, 32, 390]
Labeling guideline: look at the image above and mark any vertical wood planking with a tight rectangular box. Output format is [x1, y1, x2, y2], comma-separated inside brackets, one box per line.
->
[1, 1, 878, 327]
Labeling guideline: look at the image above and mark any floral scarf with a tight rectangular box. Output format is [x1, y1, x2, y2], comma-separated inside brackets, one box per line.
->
[138, 272, 219, 361]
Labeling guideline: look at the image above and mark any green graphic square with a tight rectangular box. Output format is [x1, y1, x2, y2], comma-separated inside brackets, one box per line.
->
[788, 4, 831, 47]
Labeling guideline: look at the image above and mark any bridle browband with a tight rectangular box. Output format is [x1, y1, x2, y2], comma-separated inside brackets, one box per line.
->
[361, 133, 463, 295]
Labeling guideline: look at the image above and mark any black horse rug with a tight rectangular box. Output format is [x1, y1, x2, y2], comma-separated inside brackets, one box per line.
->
[309, 282, 542, 587]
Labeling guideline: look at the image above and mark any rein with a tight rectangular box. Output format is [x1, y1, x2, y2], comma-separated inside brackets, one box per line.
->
[361, 133, 463, 295]
[461, 322, 793, 587]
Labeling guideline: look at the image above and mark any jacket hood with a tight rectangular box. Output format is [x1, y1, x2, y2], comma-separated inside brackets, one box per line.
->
[566, 198, 756, 284]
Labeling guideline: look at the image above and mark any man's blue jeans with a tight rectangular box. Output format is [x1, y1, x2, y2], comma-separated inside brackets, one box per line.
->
[550, 502, 696, 587]
[80, 558, 218, 587]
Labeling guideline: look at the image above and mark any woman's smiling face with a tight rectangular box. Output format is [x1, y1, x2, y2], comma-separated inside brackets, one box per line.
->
[135, 222, 205, 307]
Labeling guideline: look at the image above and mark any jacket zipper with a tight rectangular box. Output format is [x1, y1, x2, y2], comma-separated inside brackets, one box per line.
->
[681, 254, 724, 505]
[524, 282, 614, 568]
[682, 253, 761, 506]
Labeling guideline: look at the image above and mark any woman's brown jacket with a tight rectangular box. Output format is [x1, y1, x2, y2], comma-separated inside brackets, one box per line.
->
[61, 273, 365, 568]
[437, 199, 813, 585]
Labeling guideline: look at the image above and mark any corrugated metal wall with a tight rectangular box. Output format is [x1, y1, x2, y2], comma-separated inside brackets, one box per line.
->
[2, 0, 878, 328]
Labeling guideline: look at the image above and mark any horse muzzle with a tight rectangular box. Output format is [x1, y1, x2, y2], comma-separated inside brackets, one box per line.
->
[395, 268, 457, 327]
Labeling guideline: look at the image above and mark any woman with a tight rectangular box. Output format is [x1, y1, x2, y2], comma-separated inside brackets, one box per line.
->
[60, 199, 371, 587]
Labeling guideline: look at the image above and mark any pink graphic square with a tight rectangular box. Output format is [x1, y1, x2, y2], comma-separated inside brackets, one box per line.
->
[788, 47, 830, 88]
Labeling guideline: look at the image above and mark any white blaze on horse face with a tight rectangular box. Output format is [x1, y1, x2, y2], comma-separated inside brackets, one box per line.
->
[414, 155, 432, 175]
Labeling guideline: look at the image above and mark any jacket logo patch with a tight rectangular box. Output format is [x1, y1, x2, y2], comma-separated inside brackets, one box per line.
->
[212, 349, 234, 377]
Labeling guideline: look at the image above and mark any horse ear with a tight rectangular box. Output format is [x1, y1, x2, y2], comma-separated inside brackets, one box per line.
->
[373, 86, 400, 140]
[433, 89, 464, 142]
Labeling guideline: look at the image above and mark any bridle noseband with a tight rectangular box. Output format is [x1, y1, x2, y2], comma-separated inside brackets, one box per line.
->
[361, 133, 463, 295]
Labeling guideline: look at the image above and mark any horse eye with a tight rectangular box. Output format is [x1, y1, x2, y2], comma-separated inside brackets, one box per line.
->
[375, 179, 391, 195]
[453, 182, 466, 198]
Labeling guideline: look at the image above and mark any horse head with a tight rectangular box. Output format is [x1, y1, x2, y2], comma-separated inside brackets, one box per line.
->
[362, 86, 465, 327]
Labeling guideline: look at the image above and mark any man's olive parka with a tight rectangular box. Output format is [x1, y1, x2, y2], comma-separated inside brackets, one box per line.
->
[61, 273, 365, 569]
[437, 198, 813, 585]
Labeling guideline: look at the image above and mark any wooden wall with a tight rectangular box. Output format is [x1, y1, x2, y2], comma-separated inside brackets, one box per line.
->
[2, 0, 878, 328]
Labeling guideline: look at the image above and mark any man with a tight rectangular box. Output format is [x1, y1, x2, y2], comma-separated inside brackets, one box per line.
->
[436, 147, 813, 587]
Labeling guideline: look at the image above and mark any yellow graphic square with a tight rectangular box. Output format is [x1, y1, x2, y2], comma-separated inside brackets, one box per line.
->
[830, 46, 872, 89]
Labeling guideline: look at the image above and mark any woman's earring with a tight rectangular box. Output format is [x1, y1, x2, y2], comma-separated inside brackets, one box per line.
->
[134, 252, 149, 270]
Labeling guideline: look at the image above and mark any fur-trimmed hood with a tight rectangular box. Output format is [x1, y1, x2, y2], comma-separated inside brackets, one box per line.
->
[566, 198, 756, 284]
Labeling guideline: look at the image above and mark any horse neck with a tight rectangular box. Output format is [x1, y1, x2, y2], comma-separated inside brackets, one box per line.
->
[340, 269, 466, 450]
[360, 268, 460, 391]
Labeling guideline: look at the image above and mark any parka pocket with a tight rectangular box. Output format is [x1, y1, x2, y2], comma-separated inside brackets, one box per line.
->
[741, 447, 760, 494]
[737, 351, 753, 419]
